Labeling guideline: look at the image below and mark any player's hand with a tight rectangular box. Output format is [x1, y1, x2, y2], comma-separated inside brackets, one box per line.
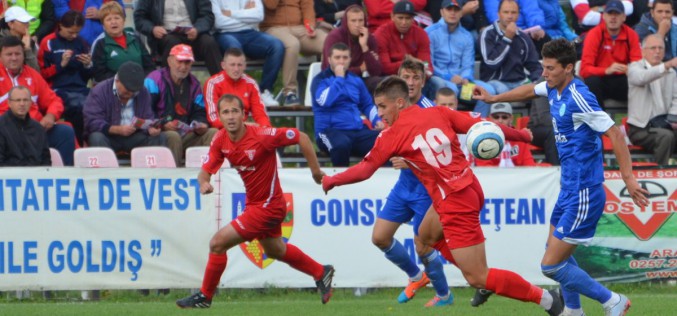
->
[520, 128, 533, 142]
[148, 126, 161, 136]
[530, 28, 545, 41]
[76, 53, 92, 66]
[321, 175, 335, 194]
[504, 22, 517, 39]
[358, 26, 369, 51]
[374, 121, 386, 130]
[152, 26, 167, 39]
[186, 28, 198, 41]
[163, 120, 179, 131]
[605, 63, 628, 75]
[312, 170, 325, 184]
[194, 123, 208, 135]
[472, 85, 495, 103]
[334, 64, 346, 77]
[658, 18, 672, 37]
[390, 156, 409, 169]
[61, 49, 73, 68]
[200, 182, 214, 194]
[85, 7, 100, 19]
[115, 125, 137, 136]
[40, 114, 56, 130]
[462, 0, 479, 15]
[221, 9, 232, 17]
[625, 178, 649, 207]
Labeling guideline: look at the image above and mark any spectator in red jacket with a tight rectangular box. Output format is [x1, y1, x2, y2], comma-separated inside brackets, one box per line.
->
[475, 102, 536, 167]
[375, 1, 454, 100]
[204, 48, 272, 129]
[580, 0, 642, 109]
[365, 0, 426, 33]
[0, 36, 75, 165]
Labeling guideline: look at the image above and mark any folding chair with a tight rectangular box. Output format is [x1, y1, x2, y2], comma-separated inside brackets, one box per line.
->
[185, 146, 231, 168]
[49, 148, 64, 167]
[73, 147, 119, 168]
[130, 147, 177, 168]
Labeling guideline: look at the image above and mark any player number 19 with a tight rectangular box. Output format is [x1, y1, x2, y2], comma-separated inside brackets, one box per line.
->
[411, 128, 452, 167]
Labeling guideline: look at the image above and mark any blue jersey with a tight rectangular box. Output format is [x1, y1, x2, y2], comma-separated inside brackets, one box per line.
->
[393, 95, 436, 196]
[534, 79, 614, 191]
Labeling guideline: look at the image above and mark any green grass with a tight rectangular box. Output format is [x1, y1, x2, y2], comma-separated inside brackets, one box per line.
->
[2, 283, 676, 316]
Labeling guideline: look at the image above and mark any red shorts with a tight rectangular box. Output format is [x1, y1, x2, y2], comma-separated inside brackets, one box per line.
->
[231, 204, 286, 241]
[434, 175, 485, 249]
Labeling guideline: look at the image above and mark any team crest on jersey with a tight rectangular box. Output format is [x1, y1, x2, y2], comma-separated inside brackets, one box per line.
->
[286, 130, 296, 139]
[469, 112, 481, 118]
[26, 78, 32, 86]
[559, 105, 565, 116]
[603, 171, 677, 241]
[232, 193, 295, 269]
[245, 150, 256, 160]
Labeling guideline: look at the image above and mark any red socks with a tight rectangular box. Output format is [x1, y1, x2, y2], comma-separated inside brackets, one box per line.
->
[485, 268, 543, 304]
[280, 244, 324, 280]
[200, 253, 228, 299]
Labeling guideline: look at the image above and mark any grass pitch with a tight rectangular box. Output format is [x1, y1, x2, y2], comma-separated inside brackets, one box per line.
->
[2, 283, 676, 316]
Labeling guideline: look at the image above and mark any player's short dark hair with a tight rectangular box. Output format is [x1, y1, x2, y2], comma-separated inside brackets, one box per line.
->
[218, 94, 244, 111]
[374, 76, 409, 102]
[0, 36, 23, 53]
[653, 0, 673, 10]
[436, 87, 456, 98]
[330, 42, 350, 57]
[499, 0, 518, 11]
[223, 47, 244, 60]
[398, 58, 425, 77]
[541, 38, 576, 70]
[60, 10, 85, 28]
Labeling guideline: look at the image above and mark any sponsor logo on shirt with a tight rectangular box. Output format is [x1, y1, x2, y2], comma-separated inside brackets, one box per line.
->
[111, 51, 118, 58]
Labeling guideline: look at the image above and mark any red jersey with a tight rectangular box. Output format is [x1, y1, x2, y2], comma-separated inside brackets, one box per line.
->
[204, 72, 271, 128]
[325, 106, 530, 203]
[203, 125, 299, 208]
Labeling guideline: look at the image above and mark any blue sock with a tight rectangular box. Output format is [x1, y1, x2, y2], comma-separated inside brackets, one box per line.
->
[561, 256, 582, 309]
[383, 239, 420, 278]
[542, 260, 611, 304]
[421, 251, 450, 297]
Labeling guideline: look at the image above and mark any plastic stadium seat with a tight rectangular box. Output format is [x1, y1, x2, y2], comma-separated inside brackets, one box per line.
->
[131, 147, 177, 168]
[184, 146, 231, 168]
[74, 147, 119, 168]
[304, 62, 322, 107]
[49, 148, 64, 167]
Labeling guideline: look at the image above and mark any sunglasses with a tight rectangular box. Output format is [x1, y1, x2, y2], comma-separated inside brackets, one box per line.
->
[491, 114, 511, 120]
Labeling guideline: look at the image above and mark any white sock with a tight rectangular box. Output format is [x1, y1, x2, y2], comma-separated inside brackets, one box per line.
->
[539, 289, 553, 310]
[602, 292, 620, 309]
[410, 270, 423, 282]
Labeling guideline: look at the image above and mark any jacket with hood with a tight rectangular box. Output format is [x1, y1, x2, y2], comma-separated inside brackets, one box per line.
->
[484, 0, 544, 30]
[321, 5, 381, 77]
[634, 12, 677, 61]
[479, 22, 542, 83]
[144, 67, 207, 125]
[374, 21, 433, 76]
[539, 0, 578, 41]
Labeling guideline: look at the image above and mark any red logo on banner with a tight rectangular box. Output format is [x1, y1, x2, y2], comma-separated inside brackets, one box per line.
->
[604, 171, 676, 241]
[239, 193, 294, 269]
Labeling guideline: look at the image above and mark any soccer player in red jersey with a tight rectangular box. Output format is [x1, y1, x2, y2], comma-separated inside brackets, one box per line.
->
[176, 94, 334, 308]
[323, 76, 564, 315]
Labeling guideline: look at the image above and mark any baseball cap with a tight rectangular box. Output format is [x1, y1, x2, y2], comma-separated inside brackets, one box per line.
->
[604, 0, 624, 14]
[4, 6, 36, 23]
[393, 0, 416, 15]
[169, 44, 194, 62]
[490, 102, 513, 115]
[441, 0, 465, 9]
[116, 61, 145, 92]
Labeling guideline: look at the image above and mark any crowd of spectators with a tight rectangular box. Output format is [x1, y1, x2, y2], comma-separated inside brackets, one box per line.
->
[0, 0, 676, 167]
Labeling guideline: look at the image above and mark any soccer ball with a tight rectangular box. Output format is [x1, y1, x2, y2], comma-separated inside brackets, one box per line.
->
[466, 121, 505, 160]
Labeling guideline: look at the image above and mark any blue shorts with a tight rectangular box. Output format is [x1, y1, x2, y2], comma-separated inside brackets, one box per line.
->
[550, 184, 606, 245]
[378, 187, 432, 235]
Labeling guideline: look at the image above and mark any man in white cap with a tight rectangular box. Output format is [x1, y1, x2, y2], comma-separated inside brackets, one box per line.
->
[145, 44, 217, 166]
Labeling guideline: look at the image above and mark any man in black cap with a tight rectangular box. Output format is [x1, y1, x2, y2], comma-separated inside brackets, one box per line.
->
[84, 61, 168, 153]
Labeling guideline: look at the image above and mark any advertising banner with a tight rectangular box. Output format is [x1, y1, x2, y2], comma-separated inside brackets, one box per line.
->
[0, 168, 216, 290]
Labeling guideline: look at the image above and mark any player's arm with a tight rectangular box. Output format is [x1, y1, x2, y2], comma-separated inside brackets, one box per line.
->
[605, 126, 649, 207]
[298, 131, 325, 184]
[473, 82, 537, 103]
[197, 169, 214, 194]
[322, 134, 392, 193]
